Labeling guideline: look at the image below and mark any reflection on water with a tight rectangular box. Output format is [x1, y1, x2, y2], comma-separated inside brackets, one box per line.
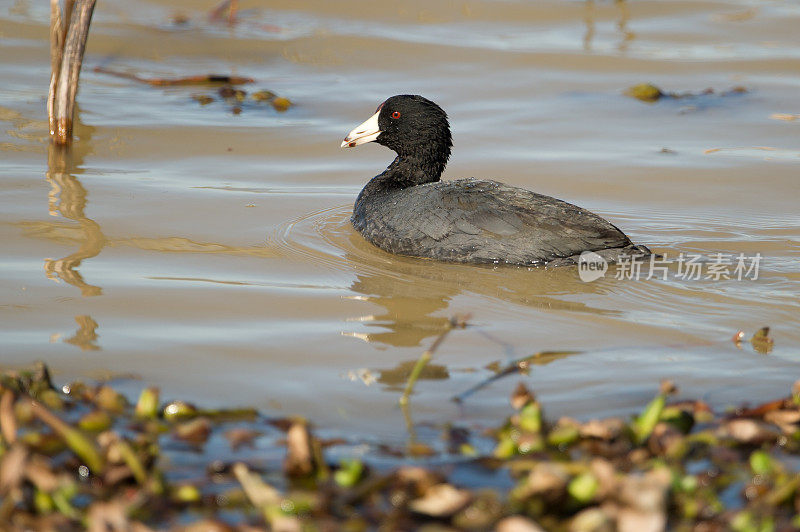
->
[2, 0, 799, 445]
[44, 128, 105, 297]
[616, 0, 634, 53]
[338, 238, 619, 350]
[343, 272, 452, 348]
[583, 0, 595, 52]
[64, 315, 100, 351]
[454, 350, 582, 404]
[281, 208, 625, 350]
[377, 359, 449, 390]
[583, 0, 634, 53]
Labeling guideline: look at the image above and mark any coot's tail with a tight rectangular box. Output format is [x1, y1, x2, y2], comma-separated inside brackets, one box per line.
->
[546, 244, 651, 268]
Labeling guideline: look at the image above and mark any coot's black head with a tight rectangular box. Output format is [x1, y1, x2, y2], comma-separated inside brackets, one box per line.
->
[342, 95, 452, 184]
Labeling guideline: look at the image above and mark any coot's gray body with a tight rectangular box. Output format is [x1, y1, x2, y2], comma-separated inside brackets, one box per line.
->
[341, 95, 649, 266]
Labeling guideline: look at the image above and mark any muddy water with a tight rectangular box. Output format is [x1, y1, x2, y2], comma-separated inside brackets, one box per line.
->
[1, 0, 799, 444]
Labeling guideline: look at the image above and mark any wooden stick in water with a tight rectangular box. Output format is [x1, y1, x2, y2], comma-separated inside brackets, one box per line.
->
[49, 0, 96, 145]
[47, 0, 64, 137]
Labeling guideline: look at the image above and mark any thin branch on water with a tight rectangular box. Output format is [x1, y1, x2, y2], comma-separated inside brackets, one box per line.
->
[93, 66, 254, 87]
[451, 350, 581, 404]
[399, 313, 470, 407]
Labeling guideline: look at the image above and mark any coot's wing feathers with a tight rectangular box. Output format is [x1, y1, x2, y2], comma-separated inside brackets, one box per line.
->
[388, 179, 631, 264]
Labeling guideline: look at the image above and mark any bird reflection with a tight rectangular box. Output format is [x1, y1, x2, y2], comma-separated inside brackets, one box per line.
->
[342, 273, 453, 348]
[341, 236, 618, 350]
[44, 121, 105, 297]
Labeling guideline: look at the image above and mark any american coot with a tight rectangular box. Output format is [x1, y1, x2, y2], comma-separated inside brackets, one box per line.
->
[341, 95, 649, 267]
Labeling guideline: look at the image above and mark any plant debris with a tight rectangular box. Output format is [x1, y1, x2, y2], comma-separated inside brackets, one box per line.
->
[197, 85, 293, 114]
[93, 67, 292, 114]
[770, 113, 800, 121]
[94, 67, 254, 87]
[625, 83, 748, 103]
[2, 362, 800, 530]
[732, 326, 775, 354]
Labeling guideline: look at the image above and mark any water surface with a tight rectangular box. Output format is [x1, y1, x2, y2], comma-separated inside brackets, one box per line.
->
[1, 0, 799, 445]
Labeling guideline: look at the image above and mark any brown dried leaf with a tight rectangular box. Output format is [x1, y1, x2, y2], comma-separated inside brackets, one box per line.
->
[524, 462, 568, 498]
[618, 469, 670, 514]
[104, 465, 134, 486]
[649, 422, 684, 456]
[721, 419, 779, 444]
[764, 409, 800, 426]
[0, 443, 28, 494]
[87, 500, 130, 532]
[764, 410, 800, 434]
[511, 382, 535, 410]
[174, 417, 212, 444]
[590, 458, 618, 499]
[407, 441, 436, 457]
[569, 507, 615, 532]
[131, 522, 157, 532]
[617, 507, 666, 532]
[659, 379, 677, 395]
[409, 483, 471, 517]
[232, 462, 281, 508]
[179, 519, 236, 532]
[284, 419, 313, 477]
[496, 515, 546, 532]
[580, 418, 625, 440]
[235, 526, 268, 532]
[24, 455, 59, 492]
[397, 466, 441, 495]
[736, 398, 787, 418]
[0, 389, 16, 444]
[225, 428, 262, 451]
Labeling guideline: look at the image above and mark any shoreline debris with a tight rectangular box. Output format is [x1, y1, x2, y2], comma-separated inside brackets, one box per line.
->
[2, 359, 800, 530]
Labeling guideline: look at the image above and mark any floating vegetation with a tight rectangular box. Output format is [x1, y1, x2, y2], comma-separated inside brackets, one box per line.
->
[200, 85, 293, 114]
[191, 94, 214, 106]
[2, 356, 800, 530]
[94, 66, 292, 114]
[626, 83, 663, 103]
[625, 83, 748, 103]
[749, 327, 775, 355]
[770, 113, 800, 121]
[94, 67, 254, 87]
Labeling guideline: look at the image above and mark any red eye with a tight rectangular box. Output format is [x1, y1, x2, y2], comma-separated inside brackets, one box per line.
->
[391, 111, 401, 119]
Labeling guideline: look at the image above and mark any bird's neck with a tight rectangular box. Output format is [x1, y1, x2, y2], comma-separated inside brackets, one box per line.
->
[366, 148, 448, 193]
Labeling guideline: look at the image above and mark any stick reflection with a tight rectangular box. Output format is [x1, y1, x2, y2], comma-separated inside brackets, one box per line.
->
[64, 315, 101, 351]
[44, 143, 105, 297]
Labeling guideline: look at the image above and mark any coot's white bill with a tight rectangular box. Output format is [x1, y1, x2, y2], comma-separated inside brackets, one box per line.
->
[341, 109, 381, 148]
